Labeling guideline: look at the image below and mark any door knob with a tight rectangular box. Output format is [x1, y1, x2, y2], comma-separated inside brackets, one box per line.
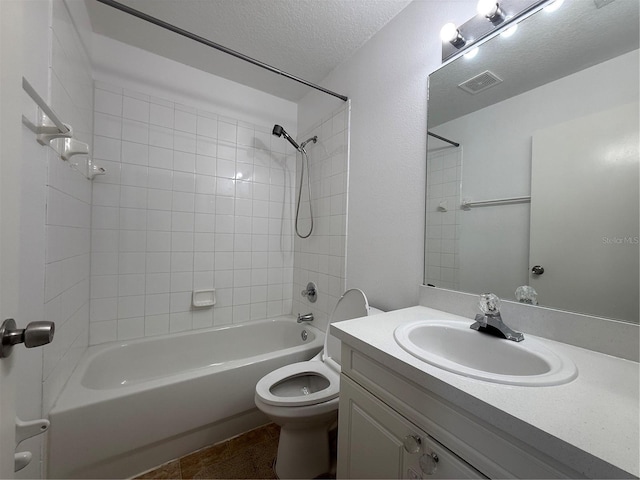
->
[0, 319, 55, 358]
[531, 265, 545, 275]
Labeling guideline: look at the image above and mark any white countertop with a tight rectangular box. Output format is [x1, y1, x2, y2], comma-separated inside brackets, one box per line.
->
[331, 306, 639, 478]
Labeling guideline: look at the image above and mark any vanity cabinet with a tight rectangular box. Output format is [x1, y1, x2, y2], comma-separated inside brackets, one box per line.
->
[338, 374, 486, 479]
[337, 344, 581, 479]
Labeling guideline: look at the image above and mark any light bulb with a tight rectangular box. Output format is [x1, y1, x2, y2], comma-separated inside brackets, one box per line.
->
[464, 47, 479, 60]
[477, 0, 505, 24]
[501, 23, 518, 38]
[477, 0, 499, 17]
[440, 23, 466, 48]
[440, 23, 459, 43]
[544, 0, 564, 13]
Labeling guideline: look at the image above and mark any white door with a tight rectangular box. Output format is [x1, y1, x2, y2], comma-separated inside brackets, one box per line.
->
[0, 0, 24, 477]
[530, 102, 639, 321]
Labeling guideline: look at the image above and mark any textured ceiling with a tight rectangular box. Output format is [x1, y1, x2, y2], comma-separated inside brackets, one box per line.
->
[86, 0, 412, 101]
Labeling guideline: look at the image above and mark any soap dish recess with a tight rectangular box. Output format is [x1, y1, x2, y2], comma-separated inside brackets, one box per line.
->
[192, 289, 216, 307]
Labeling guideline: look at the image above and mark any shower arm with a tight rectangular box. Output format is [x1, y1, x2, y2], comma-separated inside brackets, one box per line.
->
[95, 0, 349, 102]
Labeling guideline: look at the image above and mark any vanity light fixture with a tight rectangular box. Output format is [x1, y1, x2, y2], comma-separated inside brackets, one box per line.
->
[440, 23, 466, 48]
[477, 0, 506, 25]
[440, 0, 548, 63]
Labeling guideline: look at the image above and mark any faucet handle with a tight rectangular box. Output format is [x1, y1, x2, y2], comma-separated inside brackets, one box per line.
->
[478, 293, 501, 315]
[300, 282, 317, 303]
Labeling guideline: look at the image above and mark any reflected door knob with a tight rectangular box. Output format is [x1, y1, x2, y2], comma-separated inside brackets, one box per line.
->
[0, 319, 55, 358]
[531, 265, 545, 275]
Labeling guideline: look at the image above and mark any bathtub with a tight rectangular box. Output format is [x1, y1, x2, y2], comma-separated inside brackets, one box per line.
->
[47, 316, 323, 479]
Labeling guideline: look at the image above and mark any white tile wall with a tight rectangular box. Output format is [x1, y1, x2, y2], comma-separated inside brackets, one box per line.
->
[41, 0, 94, 415]
[292, 104, 350, 333]
[90, 83, 296, 344]
[425, 147, 462, 290]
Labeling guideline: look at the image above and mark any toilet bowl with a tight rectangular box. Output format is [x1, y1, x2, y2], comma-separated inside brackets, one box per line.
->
[255, 289, 382, 479]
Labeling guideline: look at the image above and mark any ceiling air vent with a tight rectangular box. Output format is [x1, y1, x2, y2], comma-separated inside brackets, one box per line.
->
[458, 70, 503, 95]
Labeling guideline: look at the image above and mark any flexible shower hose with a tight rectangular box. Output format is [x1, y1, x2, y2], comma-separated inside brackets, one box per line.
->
[295, 148, 313, 238]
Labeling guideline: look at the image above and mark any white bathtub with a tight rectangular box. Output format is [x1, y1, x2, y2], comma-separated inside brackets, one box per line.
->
[47, 316, 323, 479]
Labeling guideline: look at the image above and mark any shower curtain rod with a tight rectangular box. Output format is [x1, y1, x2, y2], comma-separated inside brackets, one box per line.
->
[96, 0, 349, 102]
[427, 131, 460, 147]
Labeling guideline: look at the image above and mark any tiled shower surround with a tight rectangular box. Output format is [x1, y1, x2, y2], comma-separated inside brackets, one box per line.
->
[292, 105, 350, 331]
[425, 146, 462, 291]
[89, 82, 299, 344]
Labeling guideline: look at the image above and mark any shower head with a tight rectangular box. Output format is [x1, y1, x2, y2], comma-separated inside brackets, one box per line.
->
[272, 124, 301, 152]
[272, 124, 284, 137]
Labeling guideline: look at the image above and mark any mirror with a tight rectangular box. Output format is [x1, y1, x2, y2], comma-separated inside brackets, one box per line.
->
[425, 0, 639, 323]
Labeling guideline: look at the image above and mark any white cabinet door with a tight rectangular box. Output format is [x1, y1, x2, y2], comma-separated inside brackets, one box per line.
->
[338, 376, 486, 479]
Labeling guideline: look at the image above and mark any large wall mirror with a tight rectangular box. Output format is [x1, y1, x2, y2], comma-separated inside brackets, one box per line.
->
[425, 0, 639, 323]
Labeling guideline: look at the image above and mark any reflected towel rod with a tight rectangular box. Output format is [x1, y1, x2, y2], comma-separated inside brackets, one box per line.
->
[461, 196, 531, 209]
[95, 0, 349, 102]
[428, 131, 460, 147]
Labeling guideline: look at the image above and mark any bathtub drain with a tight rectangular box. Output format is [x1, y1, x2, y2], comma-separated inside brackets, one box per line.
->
[301, 330, 308, 341]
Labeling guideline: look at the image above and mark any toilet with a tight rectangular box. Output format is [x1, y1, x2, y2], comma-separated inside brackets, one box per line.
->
[255, 289, 382, 479]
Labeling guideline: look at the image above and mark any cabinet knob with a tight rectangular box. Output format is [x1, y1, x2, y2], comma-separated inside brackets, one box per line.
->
[403, 435, 421, 454]
[419, 452, 439, 475]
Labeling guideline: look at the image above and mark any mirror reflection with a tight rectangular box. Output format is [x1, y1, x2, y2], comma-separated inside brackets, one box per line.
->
[425, 0, 639, 323]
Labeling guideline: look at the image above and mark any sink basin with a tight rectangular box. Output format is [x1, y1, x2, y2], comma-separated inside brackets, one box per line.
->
[394, 320, 577, 386]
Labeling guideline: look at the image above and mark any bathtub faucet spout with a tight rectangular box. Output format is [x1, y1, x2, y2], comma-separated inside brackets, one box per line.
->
[297, 313, 314, 323]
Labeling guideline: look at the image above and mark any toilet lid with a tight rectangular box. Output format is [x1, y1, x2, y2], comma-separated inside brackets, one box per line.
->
[255, 361, 339, 407]
[323, 289, 370, 366]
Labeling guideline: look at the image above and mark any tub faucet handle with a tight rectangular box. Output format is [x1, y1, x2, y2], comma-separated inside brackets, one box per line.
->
[300, 282, 317, 303]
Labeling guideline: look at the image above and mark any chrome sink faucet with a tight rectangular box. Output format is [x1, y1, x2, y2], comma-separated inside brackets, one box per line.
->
[297, 313, 314, 323]
[470, 293, 524, 342]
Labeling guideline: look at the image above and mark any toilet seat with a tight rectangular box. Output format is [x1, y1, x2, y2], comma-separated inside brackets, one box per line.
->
[323, 288, 370, 366]
[255, 361, 339, 407]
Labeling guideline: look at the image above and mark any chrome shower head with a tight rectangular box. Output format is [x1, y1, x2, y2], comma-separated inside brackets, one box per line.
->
[272, 124, 301, 152]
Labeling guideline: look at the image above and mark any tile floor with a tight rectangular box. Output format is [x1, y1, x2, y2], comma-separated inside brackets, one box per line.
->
[135, 424, 280, 479]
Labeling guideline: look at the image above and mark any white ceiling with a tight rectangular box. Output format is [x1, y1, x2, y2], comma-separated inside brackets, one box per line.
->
[86, 0, 412, 102]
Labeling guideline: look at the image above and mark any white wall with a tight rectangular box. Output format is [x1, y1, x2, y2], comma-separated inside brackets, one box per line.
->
[17, 0, 93, 477]
[89, 37, 300, 344]
[298, 0, 477, 311]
